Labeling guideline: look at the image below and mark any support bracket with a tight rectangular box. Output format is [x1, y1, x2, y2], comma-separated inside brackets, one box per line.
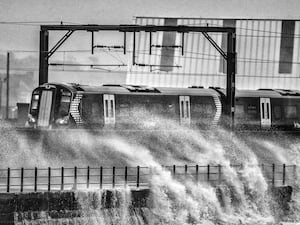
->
[48, 30, 74, 58]
[202, 32, 227, 60]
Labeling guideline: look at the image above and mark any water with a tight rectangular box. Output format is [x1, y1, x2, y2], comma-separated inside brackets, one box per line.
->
[1, 115, 300, 224]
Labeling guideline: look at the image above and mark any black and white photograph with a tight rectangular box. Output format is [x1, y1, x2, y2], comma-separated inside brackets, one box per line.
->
[0, 0, 300, 224]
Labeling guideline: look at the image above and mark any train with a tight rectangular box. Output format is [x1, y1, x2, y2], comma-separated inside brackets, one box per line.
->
[26, 82, 300, 130]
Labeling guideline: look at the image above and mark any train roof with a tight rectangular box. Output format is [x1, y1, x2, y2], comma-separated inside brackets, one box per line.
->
[216, 88, 300, 98]
[43, 83, 221, 96]
[40, 83, 300, 98]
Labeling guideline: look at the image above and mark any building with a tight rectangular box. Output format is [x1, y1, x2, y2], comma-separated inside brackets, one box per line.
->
[126, 17, 300, 90]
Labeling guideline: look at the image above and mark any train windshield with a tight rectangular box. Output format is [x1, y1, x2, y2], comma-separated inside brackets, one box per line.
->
[28, 85, 73, 127]
[55, 90, 72, 118]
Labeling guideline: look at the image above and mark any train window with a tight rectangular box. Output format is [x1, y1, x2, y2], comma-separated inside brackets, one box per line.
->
[235, 105, 244, 114]
[247, 105, 257, 114]
[150, 103, 164, 114]
[186, 101, 190, 118]
[266, 103, 270, 119]
[110, 100, 114, 118]
[31, 101, 38, 110]
[193, 104, 213, 115]
[61, 96, 71, 103]
[105, 100, 109, 117]
[91, 103, 100, 118]
[274, 106, 282, 119]
[131, 103, 147, 115]
[284, 105, 297, 118]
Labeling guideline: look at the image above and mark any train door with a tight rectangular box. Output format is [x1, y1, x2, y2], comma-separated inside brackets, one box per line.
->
[260, 98, 271, 128]
[103, 94, 115, 127]
[179, 96, 190, 125]
[37, 90, 53, 127]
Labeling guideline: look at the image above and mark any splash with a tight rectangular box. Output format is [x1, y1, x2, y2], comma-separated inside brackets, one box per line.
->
[0, 114, 299, 224]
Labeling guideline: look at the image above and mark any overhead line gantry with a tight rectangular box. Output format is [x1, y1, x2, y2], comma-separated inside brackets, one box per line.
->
[39, 24, 236, 129]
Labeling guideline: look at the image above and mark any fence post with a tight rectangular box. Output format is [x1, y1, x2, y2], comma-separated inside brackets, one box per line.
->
[272, 164, 275, 187]
[61, 167, 64, 191]
[207, 164, 210, 182]
[34, 167, 38, 192]
[218, 164, 222, 184]
[282, 164, 286, 186]
[74, 167, 77, 190]
[136, 166, 140, 188]
[100, 167, 103, 189]
[185, 165, 188, 178]
[124, 166, 128, 187]
[48, 167, 51, 192]
[195, 165, 199, 182]
[173, 165, 176, 177]
[87, 166, 90, 189]
[7, 168, 10, 193]
[20, 168, 24, 193]
[112, 166, 115, 188]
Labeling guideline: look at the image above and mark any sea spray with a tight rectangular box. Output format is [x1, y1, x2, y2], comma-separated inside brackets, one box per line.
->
[0, 116, 299, 224]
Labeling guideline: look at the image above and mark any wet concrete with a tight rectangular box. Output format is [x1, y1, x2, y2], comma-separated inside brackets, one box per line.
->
[0, 186, 292, 224]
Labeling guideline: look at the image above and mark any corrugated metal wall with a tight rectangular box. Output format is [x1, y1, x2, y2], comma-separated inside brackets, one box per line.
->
[126, 17, 300, 90]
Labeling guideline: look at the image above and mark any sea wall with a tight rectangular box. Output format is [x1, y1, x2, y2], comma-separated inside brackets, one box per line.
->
[0, 186, 293, 224]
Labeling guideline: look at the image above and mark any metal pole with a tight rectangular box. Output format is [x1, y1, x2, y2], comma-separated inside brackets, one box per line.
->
[173, 165, 176, 177]
[124, 166, 128, 187]
[74, 166, 77, 190]
[20, 168, 24, 193]
[61, 167, 64, 191]
[7, 168, 10, 193]
[100, 167, 103, 189]
[123, 32, 127, 54]
[91, 32, 94, 54]
[34, 167, 38, 192]
[272, 164, 275, 187]
[136, 166, 140, 188]
[132, 32, 136, 65]
[196, 165, 199, 182]
[6, 52, 9, 119]
[282, 164, 286, 186]
[207, 164, 210, 182]
[0, 79, 2, 119]
[87, 166, 90, 189]
[39, 30, 49, 85]
[48, 167, 51, 192]
[226, 31, 236, 130]
[112, 167, 115, 188]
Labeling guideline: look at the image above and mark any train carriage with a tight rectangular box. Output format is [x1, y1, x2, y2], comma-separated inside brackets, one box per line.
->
[232, 89, 300, 130]
[27, 83, 300, 130]
[27, 83, 222, 129]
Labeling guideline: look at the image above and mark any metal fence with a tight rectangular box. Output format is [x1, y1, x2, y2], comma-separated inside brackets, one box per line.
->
[0, 164, 297, 193]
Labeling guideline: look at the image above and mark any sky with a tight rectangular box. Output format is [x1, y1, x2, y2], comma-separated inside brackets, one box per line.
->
[0, 0, 300, 105]
[1, 0, 300, 52]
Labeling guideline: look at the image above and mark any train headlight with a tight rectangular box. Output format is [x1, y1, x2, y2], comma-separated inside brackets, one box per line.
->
[28, 114, 36, 123]
[55, 116, 69, 125]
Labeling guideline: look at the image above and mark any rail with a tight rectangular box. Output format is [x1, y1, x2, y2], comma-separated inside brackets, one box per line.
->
[0, 164, 297, 193]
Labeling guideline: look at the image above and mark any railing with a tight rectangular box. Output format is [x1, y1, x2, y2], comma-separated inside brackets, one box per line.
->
[0, 164, 297, 193]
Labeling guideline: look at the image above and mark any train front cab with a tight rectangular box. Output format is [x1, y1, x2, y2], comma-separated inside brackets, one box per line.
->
[27, 84, 73, 128]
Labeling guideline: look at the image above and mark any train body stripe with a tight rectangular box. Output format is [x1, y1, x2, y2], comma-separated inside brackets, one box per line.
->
[70, 94, 83, 125]
[212, 94, 222, 125]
